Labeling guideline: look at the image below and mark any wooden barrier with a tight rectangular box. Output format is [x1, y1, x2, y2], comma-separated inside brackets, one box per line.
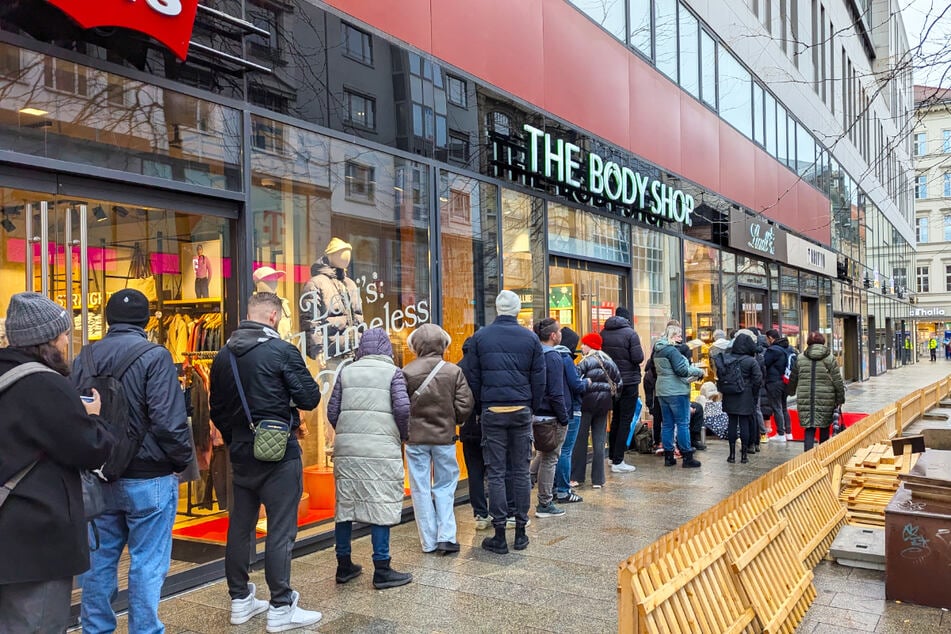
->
[618, 373, 951, 633]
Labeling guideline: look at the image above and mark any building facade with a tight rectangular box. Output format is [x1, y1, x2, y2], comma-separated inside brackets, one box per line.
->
[0, 0, 916, 606]
[911, 85, 951, 358]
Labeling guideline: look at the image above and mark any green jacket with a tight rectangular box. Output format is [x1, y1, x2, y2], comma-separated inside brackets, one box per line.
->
[789, 344, 845, 429]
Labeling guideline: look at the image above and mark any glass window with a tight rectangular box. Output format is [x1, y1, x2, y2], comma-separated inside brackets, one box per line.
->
[764, 92, 776, 156]
[945, 172, 951, 197]
[797, 122, 815, 179]
[345, 161, 375, 203]
[548, 265, 628, 337]
[945, 215, 951, 241]
[342, 22, 373, 65]
[501, 189, 546, 327]
[916, 217, 928, 243]
[683, 240, 722, 372]
[547, 203, 631, 264]
[447, 131, 470, 163]
[946, 265, 951, 292]
[787, 116, 797, 170]
[718, 48, 752, 138]
[440, 173, 499, 359]
[917, 175, 927, 199]
[917, 266, 930, 293]
[679, 7, 700, 97]
[752, 83, 764, 145]
[915, 132, 927, 156]
[776, 104, 788, 165]
[655, 0, 679, 80]
[567, 0, 626, 40]
[343, 90, 375, 129]
[630, 0, 653, 57]
[446, 74, 467, 107]
[631, 226, 682, 349]
[700, 30, 716, 108]
[944, 130, 951, 153]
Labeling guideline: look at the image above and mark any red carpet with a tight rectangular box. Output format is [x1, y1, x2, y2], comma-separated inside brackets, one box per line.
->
[173, 508, 336, 545]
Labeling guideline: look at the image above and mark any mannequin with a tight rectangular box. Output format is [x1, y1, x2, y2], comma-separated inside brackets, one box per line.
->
[299, 237, 364, 362]
[252, 266, 292, 340]
[193, 244, 212, 298]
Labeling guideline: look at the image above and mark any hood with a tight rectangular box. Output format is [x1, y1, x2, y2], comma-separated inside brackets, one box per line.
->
[553, 344, 575, 359]
[603, 316, 631, 331]
[804, 344, 831, 360]
[559, 327, 580, 356]
[711, 338, 731, 351]
[227, 320, 282, 356]
[731, 333, 757, 356]
[770, 337, 790, 349]
[653, 337, 674, 353]
[406, 323, 449, 357]
[356, 327, 393, 359]
[310, 256, 341, 279]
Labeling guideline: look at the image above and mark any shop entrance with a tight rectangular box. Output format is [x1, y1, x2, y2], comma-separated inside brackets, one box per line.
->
[833, 314, 860, 382]
[738, 287, 769, 332]
[548, 258, 628, 337]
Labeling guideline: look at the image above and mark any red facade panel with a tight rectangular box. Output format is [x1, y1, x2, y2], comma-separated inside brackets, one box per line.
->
[679, 92, 720, 193]
[322, 0, 433, 52]
[718, 121, 755, 206]
[753, 148, 780, 215]
[629, 57, 682, 175]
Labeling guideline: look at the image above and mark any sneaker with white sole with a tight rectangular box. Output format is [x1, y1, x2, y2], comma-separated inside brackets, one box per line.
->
[474, 515, 491, 530]
[505, 516, 531, 528]
[535, 502, 566, 517]
[230, 582, 269, 625]
[266, 590, 322, 633]
[773, 434, 786, 442]
[611, 462, 637, 473]
[785, 433, 794, 441]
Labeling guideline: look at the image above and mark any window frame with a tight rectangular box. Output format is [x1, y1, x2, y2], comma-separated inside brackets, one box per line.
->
[344, 160, 376, 203]
[343, 88, 376, 130]
[917, 265, 930, 294]
[446, 74, 468, 108]
[341, 22, 374, 66]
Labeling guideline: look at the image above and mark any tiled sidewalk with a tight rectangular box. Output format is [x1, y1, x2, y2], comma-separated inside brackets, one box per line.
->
[110, 363, 951, 633]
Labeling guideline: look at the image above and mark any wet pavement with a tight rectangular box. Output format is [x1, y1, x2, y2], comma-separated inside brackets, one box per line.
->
[107, 361, 951, 633]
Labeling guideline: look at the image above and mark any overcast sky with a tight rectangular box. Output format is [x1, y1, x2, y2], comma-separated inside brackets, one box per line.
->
[900, 0, 951, 87]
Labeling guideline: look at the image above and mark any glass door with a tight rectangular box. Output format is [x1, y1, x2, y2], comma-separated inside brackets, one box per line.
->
[548, 259, 628, 337]
[738, 287, 768, 332]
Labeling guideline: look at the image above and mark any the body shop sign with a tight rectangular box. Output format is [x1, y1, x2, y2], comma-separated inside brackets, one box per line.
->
[729, 213, 788, 261]
[46, 0, 199, 60]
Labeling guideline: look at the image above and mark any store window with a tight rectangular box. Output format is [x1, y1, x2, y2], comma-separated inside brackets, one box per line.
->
[916, 217, 928, 243]
[780, 266, 801, 349]
[439, 173, 498, 360]
[630, 0, 653, 57]
[683, 240, 721, 379]
[567, 0, 627, 41]
[342, 22, 373, 65]
[0, 43, 242, 191]
[547, 203, 631, 264]
[630, 226, 682, 349]
[549, 261, 627, 337]
[917, 266, 930, 293]
[501, 189, 546, 327]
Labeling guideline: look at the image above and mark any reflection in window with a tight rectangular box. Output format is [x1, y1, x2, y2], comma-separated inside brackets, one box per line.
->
[342, 22, 373, 65]
[446, 75, 467, 107]
[502, 189, 544, 328]
[567, 0, 627, 41]
[630, 0, 652, 57]
[718, 49, 752, 138]
[345, 161, 375, 203]
[655, 0, 678, 80]
[488, 111, 511, 136]
[251, 117, 285, 154]
[43, 57, 87, 95]
[448, 132, 470, 163]
[683, 240, 721, 375]
[547, 203, 631, 264]
[631, 227, 681, 345]
[797, 122, 815, 179]
[776, 104, 788, 165]
[764, 92, 776, 156]
[344, 90, 376, 129]
[679, 8, 699, 97]
[752, 83, 764, 145]
[700, 30, 716, 107]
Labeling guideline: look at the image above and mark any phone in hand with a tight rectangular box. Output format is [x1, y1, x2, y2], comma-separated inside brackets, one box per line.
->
[80, 395, 95, 404]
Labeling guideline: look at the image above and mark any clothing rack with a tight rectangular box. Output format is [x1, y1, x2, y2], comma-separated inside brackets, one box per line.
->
[182, 351, 219, 359]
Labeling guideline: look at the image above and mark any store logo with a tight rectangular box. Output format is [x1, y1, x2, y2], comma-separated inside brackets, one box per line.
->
[747, 223, 776, 256]
[46, 0, 199, 60]
[489, 124, 694, 227]
[910, 307, 947, 318]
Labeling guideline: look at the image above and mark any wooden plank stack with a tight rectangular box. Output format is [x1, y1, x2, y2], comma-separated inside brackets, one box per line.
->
[838, 443, 919, 527]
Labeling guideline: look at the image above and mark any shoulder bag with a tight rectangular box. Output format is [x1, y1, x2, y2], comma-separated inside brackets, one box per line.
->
[411, 360, 445, 403]
[228, 348, 291, 462]
[593, 354, 618, 399]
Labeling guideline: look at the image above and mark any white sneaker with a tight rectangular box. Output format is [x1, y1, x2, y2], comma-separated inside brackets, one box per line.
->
[611, 462, 636, 473]
[785, 434, 794, 441]
[266, 590, 322, 633]
[230, 582, 269, 625]
[773, 434, 786, 442]
[474, 515, 491, 530]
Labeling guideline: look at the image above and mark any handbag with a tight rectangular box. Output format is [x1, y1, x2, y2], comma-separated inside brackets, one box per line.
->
[594, 354, 618, 399]
[532, 416, 560, 452]
[228, 348, 291, 462]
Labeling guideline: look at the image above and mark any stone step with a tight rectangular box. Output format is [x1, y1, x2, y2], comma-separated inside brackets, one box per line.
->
[829, 525, 885, 571]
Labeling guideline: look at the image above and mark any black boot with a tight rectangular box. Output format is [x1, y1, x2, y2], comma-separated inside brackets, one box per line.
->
[335, 554, 363, 584]
[664, 451, 677, 467]
[727, 442, 736, 463]
[372, 558, 412, 589]
[682, 452, 702, 468]
[513, 526, 529, 551]
[741, 446, 749, 464]
[692, 436, 707, 451]
[481, 526, 509, 554]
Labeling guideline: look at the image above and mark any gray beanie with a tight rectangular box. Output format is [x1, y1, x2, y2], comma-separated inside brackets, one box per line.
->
[5, 292, 72, 347]
[495, 290, 521, 317]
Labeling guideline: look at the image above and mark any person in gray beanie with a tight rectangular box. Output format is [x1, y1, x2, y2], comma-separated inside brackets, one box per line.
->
[465, 290, 546, 554]
[0, 293, 113, 632]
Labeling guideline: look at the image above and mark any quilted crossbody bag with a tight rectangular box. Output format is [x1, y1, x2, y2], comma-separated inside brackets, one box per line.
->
[228, 348, 291, 462]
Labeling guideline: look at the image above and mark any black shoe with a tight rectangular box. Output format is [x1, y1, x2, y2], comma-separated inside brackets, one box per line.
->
[727, 442, 736, 464]
[751, 444, 759, 454]
[741, 448, 749, 464]
[482, 527, 509, 555]
[692, 439, 707, 451]
[513, 527, 529, 551]
[682, 452, 702, 468]
[664, 451, 677, 467]
[335, 555, 363, 584]
[372, 559, 412, 589]
[436, 541, 460, 555]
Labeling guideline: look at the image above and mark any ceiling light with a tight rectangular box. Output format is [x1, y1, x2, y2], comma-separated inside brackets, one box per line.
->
[19, 107, 49, 116]
[113, 205, 130, 217]
[1, 217, 15, 232]
[93, 205, 108, 222]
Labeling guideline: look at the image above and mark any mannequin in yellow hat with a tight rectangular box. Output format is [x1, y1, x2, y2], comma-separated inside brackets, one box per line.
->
[299, 238, 364, 363]
[252, 266, 292, 340]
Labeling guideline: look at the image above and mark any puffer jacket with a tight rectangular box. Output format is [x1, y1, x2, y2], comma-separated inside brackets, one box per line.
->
[209, 320, 321, 473]
[789, 344, 845, 429]
[576, 350, 622, 416]
[653, 338, 703, 398]
[299, 257, 364, 360]
[467, 315, 545, 411]
[0, 348, 114, 584]
[327, 328, 410, 526]
[720, 334, 763, 416]
[763, 337, 794, 385]
[72, 323, 192, 478]
[600, 316, 645, 386]
[535, 347, 571, 424]
[554, 343, 586, 413]
[457, 336, 481, 443]
[403, 328, 474, 445]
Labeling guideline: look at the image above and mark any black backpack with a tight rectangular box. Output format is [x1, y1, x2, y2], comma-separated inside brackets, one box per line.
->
[713, 354, 746, 395]
[78, 340, 157, 482]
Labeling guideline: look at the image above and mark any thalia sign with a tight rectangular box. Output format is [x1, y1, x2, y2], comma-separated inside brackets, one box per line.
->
[46, 0, 199, 60]
[491, 124, 696, 227]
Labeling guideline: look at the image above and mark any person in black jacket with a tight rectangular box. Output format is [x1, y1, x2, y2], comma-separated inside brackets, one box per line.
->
[0, 293, 113, 633]
[73, 289, 194, 634]
[571, 333, 622, 488]
[600, 307, 644, 471]
[643, 353, 663, 452]
[763, 329, 794, 442]
[720, 331, 763, 464]
[530, 319, 571, 519]
[466, 290, 545, 555]
[210, 292, 323, 631]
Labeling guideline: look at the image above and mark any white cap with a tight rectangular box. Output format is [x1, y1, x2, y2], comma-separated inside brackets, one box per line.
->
[252, 266, 286, 283]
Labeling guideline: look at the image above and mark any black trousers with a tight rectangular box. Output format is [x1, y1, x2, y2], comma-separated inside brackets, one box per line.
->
[482, 408, 532, 528]
[727, 413, 754, 448]
[461, 438, 488, 518]
[226, 458, 302, 607]
[608, 385, 639, 463]
[803, 427, 831, 451]
[0, 578, 71, 633]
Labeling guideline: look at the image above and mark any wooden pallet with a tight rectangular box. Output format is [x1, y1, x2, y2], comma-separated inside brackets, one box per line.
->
[837, 443, 919, 527]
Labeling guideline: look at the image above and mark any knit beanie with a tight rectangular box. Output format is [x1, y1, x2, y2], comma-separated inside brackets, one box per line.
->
[106, 289, 150, 327]
[4, 292, 72, 347]
[615, 306, 631, 321]
[495, 290, 521, 317]
[581, 332, 602, 350]
[560, 326, 580, 356]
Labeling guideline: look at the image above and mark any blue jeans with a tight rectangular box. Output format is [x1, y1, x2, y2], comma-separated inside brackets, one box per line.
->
[406, 444, 460, 551]
[554, 413, 581, 496]
[81, 474, 179, 634]
[659, 395, 693, 453]
[335, 521, 390, 561]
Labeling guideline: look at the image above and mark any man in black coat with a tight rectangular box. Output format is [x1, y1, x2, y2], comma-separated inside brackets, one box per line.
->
[466, 290, 545, 555]
[719, 331, 763, 464]
[210, 292, 323, 630]
[73, 289, 194, 634]
[600, 307, 644, 471]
